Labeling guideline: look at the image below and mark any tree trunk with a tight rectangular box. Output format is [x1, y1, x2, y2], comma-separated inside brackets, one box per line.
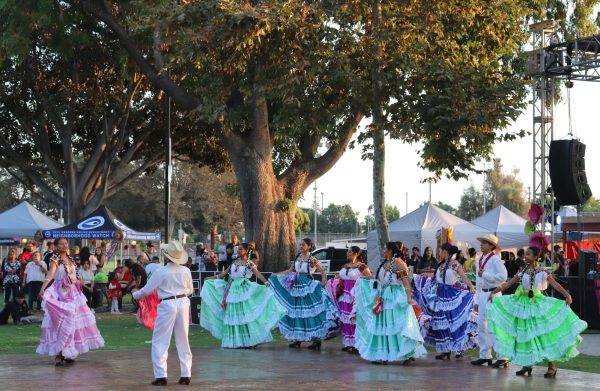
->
[210, 224, 218, 249]
[370, 0, 389, 252]
[228, 146, 298, 272]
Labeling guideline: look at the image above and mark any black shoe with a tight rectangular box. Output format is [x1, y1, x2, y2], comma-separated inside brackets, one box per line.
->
[471, 358, 492, 366]
[64, 359, 75, 364]
[492, 359, 509, 368]
[455, 354, 463, 360]
[435, 352, 450, 360]
[307, 340, 321, 351]
[289, 341, 301, 348]
[178, 377, 190, 385]
[516, 367, 532, 376]
[151, 378, 167, 386]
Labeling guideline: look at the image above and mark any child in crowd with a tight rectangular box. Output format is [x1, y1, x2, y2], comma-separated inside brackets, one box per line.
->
[108, 272, 122, 314]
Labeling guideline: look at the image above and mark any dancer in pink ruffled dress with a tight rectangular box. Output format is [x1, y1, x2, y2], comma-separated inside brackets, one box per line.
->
[36, 238, 105, 366]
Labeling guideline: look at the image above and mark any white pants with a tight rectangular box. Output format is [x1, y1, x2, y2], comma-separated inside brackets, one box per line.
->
[476, 290, 504, 360]
[152, 297, 192, 379]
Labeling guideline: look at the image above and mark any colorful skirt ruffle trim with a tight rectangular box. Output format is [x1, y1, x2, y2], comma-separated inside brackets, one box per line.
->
[200, 278, 286, 348]
[488, 285, 587, 366]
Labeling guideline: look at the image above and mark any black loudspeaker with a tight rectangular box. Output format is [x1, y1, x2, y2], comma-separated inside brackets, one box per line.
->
[549, 139, 592, 206]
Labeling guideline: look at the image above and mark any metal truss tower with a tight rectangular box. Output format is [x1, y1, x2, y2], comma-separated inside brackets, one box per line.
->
[527, 21, 558, 240]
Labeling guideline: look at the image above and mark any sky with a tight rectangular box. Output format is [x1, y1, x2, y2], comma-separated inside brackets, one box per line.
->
[299, 82, 600, 221]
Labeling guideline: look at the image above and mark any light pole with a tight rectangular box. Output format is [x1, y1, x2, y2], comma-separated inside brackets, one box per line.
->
[313, 182, 318, 246]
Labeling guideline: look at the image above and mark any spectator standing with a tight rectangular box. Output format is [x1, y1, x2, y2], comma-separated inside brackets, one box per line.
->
[93, 247, 106, 271]
[71, 246, 81, 265]
[416, 246, 437, 273]
[144, 242, 156, 265]
[408, 247, 422, 270]
[18, 241, 35, 281]
[463, 248, 478, 274]
[42, 241, 55, 269]
[93, 264, 109, 308]
[552, 245, 569, 277]
[107, 272, 122, 314]
[248, 241, 260, 269]
[145, 256, 162, 279]
[78, 260, 95, 310]
[3, 249, 21, 303]
[23, 252, 47, 310]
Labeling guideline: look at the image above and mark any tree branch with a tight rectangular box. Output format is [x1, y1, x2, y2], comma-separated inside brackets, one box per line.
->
[76, 0, 201, 110]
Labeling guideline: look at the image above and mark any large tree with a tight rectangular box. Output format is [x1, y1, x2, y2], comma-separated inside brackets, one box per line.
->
[0, 9, 226, 222]
[9, 1, 586, 271]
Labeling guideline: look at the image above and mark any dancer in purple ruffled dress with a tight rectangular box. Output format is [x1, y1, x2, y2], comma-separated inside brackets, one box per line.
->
[37, 237, 105, 366]
[325, 246, 371, 353]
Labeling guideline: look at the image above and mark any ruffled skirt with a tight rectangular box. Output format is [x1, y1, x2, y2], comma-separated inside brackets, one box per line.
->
[37, 282, 105, 359]
[425, 283, 477, 353]
[353, 279, 426, 362]
[269, 273, 329, 341]
[326, 278, 357, 347]
[200, 278, 286, 348]
[488, 286, 588, 366]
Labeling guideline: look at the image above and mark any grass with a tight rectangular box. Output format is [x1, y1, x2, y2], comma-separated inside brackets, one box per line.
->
[0, 311, 290, 355]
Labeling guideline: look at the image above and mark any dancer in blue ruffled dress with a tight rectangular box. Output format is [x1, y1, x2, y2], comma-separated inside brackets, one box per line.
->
[269, 238, 329, 350]
[425, 243, 477, 360]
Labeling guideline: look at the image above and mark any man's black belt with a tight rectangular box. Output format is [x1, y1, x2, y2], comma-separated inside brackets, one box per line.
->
[161, 294, 188, 302]
[481, 287, 500, 292]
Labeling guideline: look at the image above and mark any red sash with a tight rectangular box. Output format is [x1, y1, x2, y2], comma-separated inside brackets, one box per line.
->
[478, 252, 494, 272]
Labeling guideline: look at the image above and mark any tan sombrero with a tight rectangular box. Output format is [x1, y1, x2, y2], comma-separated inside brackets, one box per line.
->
[160, 240, 188, 265]
[477, 233, 499, 248]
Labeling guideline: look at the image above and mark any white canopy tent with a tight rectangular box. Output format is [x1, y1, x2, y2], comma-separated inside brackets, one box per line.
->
[366, 203, 489, 269]
[0, 201, 63, 237]
[470, 205, 529, 251]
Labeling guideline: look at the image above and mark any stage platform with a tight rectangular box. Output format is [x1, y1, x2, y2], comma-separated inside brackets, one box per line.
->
[1, 346, 599, 390]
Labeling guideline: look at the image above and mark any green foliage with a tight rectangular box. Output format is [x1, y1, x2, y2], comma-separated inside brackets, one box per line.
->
[435, 201, 457, 215]
[318, 203, 359, 233]
[583, 197, 600, 213]
[385, 204, 401, 221]
[277, 198, 292, 212]
[457, 185, 487, 221]
[458, 159, 528, 220]
[294, 208, 311, 234]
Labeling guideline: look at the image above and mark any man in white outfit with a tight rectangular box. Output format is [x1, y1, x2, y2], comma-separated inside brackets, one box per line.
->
[471, 234, 508, 368]
[133, 240, 194, 386]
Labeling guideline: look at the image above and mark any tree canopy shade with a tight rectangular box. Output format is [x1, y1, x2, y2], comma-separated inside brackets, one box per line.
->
[0, 3, 227, 223]
[4, 0, 591, 270]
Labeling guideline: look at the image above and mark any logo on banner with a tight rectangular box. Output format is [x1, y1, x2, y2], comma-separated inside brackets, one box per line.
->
[77, 216, 105, 230]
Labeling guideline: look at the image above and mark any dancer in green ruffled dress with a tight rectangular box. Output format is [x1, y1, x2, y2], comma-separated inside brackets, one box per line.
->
[488, 246, 587, 378]
[353, 242, 426, 364]
[200, 243, 286, 348]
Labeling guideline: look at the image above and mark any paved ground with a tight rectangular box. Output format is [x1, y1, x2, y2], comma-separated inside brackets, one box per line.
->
[580, 334, 600, 356]
[1, 346, 599, 391]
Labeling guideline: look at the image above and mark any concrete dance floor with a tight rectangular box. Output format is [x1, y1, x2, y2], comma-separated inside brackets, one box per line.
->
[1, 346, 599, 390]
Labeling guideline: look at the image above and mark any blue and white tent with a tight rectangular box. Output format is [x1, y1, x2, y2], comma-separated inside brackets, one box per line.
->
[43, 206, 160, 241]
[0, 201, 62, 237]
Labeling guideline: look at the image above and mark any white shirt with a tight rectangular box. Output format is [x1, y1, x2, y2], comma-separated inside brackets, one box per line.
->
[217, 244, 227, 262]
[25, 261, 47, 283]
[133, 262, 193, 300]
[521, 270, 549, 291]
[145, 263, 161, 278]
[475, 252, 507, 291]
[79, 268, 95, 285]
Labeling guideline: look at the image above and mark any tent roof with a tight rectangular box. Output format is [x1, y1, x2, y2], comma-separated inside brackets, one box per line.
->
[470, 205, 527, 234]
[43, 206, 160, 241]
[387, 202, 485, 233]
[0, 201, 63, 237]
